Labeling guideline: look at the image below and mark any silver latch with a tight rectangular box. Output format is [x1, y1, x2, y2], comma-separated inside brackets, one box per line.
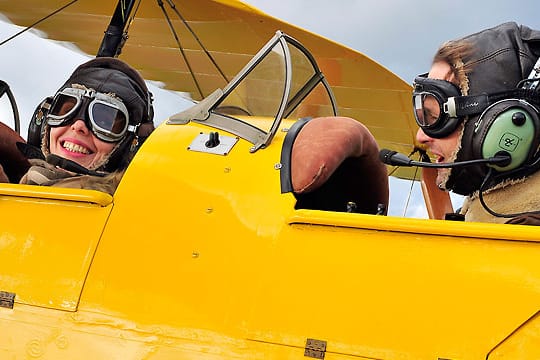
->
[304, 338, 326, 359]
[0, 291, 15, 309]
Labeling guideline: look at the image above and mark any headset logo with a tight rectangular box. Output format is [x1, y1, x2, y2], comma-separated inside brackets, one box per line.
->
[464, 101, 479, 109]
[499, 132, 520, 152]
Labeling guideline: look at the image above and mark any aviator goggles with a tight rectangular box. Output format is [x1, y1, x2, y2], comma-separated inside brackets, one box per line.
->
[47, 87, 133, 143]
[412, 74, 498, 138]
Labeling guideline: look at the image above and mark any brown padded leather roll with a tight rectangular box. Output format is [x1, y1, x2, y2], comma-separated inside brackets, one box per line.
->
[291, 116, 388, 214]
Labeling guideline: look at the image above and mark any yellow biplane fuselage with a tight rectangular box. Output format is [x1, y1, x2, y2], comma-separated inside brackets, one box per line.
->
[1, 107, 540, 360]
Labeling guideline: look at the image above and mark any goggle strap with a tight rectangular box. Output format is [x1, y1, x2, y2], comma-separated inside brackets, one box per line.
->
[447, 89, 540, 118]
[449, 94, 490, 117]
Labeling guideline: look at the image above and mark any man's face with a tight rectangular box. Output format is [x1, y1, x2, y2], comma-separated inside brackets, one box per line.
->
[415, 61, 462, 188]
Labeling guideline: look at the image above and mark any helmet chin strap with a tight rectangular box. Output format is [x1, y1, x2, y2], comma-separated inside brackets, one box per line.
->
[46, 154, 106, 177]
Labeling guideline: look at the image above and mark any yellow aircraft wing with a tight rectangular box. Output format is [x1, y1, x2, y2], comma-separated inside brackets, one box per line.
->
[0, 0, 420, 180]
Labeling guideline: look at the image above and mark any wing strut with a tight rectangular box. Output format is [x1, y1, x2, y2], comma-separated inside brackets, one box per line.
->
[421, 168, 454, 219]
[97, 0, 139, 57]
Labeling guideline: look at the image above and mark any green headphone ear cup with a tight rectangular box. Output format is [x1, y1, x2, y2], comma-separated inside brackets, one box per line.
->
[478, 101, 538, 171]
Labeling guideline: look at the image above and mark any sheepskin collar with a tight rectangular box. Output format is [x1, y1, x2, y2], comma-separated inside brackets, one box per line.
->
[460, 170, 540, 223]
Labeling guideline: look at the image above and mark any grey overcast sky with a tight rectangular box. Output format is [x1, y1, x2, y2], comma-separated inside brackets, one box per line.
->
[0, 1, 537, 217]
[245, 0, 539, 83]
[240, 0, 539, 217]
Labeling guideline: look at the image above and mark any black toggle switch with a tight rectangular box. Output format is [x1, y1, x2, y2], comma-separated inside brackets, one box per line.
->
[205, 132, 220, 148]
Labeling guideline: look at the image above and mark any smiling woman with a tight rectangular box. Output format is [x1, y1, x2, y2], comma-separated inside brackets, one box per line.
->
[9, 57, 156, 194]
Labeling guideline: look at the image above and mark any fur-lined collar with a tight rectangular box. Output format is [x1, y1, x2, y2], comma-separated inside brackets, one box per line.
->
[460, 171, 540, 223]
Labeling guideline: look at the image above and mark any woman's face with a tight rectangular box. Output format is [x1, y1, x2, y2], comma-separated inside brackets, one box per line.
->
[49, 119, 116, 170]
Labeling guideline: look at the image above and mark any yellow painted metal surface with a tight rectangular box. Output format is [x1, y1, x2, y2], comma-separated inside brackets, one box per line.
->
[0, 0, 418, 180]
[0, 184, 112, 311]
[0, 182, 113, 205]
[0, 119, 538, 358]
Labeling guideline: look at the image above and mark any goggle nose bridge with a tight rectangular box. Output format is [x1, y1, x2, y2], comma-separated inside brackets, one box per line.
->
[69, 95, 91, 124]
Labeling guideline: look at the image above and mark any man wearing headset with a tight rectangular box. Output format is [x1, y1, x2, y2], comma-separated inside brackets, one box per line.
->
[15, 57, 155, 194]
[414, 22, 540, 224]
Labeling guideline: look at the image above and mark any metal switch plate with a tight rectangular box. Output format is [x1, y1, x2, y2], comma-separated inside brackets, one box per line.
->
[188, 132, 238, 155]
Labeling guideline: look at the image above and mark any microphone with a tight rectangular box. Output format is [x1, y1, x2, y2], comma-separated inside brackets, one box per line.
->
[379, 149, 512, 168]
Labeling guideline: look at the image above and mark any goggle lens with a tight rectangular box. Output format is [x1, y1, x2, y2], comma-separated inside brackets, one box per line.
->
[47, 87, 130, 142]
[90, 102, 128, 136]
[49, 94, 78, 120]
[413, 93, 442, 127]
[412, 75, 469, 138]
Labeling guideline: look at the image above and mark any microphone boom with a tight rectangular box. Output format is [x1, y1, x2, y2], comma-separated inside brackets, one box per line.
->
[379, 149, 511, 168]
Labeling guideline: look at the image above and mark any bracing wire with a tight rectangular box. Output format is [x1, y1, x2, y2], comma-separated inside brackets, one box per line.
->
[387, 148, 424, 217]
[163, 0, 229, 84]
[402, 165, 419, 217]
[0, 0, 79, 46]
[157, 0, 204, 99]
